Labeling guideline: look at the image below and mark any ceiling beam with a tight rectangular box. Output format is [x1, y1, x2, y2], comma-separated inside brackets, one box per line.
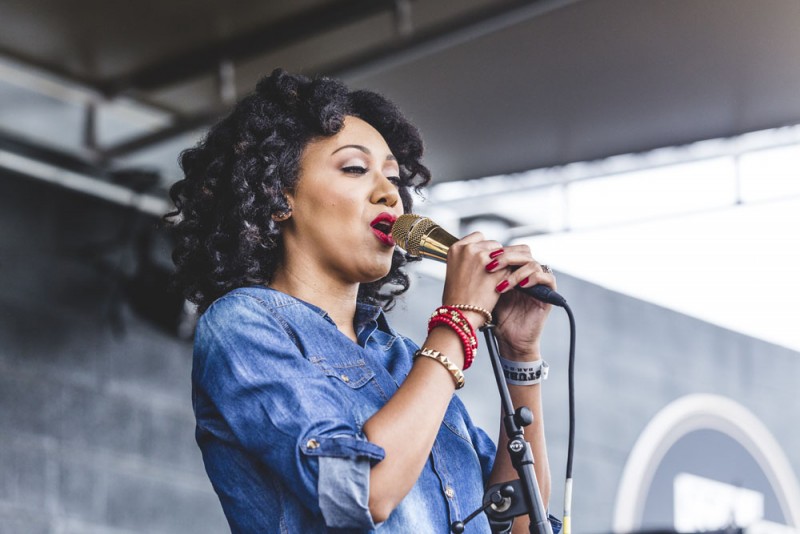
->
[0, 51, 185, 119]
[99, 0, 400, 96]
[0, 46, 101, 97]
[99, 0, 570, 159]
[100, 111, 220, 160]
[0, 127, 104, 178]
[323, 0, 574, 80]
[0, 128, 170, 216]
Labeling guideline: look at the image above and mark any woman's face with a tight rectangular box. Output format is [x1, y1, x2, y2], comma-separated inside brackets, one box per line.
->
[281, 115, 404, 285]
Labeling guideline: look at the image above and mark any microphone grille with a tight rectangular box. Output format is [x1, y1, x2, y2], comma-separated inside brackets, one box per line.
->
[391, 214, 435, 256]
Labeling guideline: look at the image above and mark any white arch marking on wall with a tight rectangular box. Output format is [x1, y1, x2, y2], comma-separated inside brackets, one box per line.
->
[612, 394, 800, 533]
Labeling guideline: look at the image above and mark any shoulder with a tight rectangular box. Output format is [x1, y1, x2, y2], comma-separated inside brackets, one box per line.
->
[206, 286, 295, 313]
[196, 286, 303, 349]
[200, 286, 302, 326]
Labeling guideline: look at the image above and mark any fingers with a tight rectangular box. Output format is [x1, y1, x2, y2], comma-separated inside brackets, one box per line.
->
[485, 243, 534, 267]
[483, 244, 556, 293]
[453, 231, 486, 245]
[506, 264, 556, 293]
[448, 232, 504, 262]
[445, 236, 555, 304]
[442, 233, 507, 310]
[451, 231, 502, 250]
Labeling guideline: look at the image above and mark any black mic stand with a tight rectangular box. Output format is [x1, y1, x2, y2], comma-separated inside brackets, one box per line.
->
[451, 323, 553, 534]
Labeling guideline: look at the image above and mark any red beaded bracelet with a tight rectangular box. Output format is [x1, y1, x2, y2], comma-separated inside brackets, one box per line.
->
[429, 307, 478, 346]
[438, 306, 479, 352]
[429, 315, 475, 370]
[428, 306, 478, 370]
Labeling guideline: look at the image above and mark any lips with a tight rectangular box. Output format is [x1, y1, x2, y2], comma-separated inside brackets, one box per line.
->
[370, 212, 397, 246]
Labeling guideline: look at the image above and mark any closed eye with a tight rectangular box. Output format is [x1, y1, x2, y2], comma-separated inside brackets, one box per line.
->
[342, 166, 368, 175]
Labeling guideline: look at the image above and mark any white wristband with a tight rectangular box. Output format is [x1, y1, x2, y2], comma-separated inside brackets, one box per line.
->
[499, 357, 549, 386]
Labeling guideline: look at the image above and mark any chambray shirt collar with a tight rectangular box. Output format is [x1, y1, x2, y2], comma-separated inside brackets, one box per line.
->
[259, 285, 390, 346]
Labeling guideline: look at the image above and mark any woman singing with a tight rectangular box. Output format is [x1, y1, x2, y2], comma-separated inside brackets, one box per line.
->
[169, 69, 560, 533]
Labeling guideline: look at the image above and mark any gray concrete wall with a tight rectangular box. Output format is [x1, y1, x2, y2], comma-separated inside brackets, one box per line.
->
[0, 173, 227, 533]
[552, 271, 800, 532]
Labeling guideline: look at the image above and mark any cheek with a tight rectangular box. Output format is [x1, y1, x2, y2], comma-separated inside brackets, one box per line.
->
[319, 191, 352, 211]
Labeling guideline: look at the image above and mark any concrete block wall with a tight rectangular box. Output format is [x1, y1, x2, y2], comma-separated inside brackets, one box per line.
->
[549, 273, 800, 532]
[0, 173, 227, 533]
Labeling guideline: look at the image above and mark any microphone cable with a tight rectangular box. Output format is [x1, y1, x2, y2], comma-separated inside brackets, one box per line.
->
[561, 301, 576, 534]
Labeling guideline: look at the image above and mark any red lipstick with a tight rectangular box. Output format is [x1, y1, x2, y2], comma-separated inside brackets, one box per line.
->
[370, 212, 397, 246]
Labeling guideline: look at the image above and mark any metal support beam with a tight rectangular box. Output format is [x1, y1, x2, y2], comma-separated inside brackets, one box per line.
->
[322, 0, 574, 81]
[99, 0, 572, 159]
[99, 0, 399, 96]
[0, 51, 182, 117]
[217, 59, 237, 107]
[99, 111, 220, 161]
[0, 127, 104, 178]
[0, 128, 169, 217]
[394, 0, 414, 37]
[82, 101, 98, 156]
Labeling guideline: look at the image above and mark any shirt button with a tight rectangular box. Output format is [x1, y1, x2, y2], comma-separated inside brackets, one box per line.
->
[306, 439, 320, 450]
[340, 374, 350, 383]
[444, 486, 455, 499]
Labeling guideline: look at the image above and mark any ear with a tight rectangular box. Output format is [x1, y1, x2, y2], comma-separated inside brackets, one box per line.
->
[271, 191, 294, 222]
[282, 190, 294, 211]
[271, 210, 291, 222]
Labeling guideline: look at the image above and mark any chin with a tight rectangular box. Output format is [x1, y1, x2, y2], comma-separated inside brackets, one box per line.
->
[360, 262, 393, 284]
[367, 269, 392, 284]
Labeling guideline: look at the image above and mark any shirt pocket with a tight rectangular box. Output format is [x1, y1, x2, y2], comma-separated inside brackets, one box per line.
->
[309, 356, 380, 428]
[308, 356, 376, 389]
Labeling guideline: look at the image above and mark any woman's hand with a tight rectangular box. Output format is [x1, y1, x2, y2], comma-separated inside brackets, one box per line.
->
[487, 244, 556, 361]
[441, 232, 507, 322]
[440, 235, 554, 360]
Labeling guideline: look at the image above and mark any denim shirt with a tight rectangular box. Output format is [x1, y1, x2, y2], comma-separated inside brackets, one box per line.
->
[193, 286, 560, 533]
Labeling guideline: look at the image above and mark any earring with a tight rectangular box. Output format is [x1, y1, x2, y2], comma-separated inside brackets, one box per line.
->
[272, 209, 291, 222]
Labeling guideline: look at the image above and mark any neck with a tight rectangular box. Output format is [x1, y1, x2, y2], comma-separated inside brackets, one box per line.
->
[270, 257, 359, 342]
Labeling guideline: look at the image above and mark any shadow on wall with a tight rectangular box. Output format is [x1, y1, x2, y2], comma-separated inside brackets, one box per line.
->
[0, 172, 225, 533]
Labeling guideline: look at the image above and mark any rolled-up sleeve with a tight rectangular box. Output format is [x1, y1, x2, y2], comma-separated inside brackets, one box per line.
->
[312, 437, 379, 528]
[193, 294, 385, 529]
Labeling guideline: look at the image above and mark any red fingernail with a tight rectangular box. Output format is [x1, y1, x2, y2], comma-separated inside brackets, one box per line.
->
[485, 259, 499, 272]
[496, 280, 510, 293]
[489, 249, 504, 259]
[518, 277, 529, 287]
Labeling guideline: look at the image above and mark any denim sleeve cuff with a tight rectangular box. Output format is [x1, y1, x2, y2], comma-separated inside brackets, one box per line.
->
[303, 434, 385, 529]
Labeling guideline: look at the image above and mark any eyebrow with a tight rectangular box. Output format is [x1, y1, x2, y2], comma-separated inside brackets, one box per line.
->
[332, 144, 397, 161]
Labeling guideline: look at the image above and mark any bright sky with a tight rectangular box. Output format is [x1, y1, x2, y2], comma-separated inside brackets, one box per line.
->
[425, 130, 800, 352]
[520, 195, 800, 352]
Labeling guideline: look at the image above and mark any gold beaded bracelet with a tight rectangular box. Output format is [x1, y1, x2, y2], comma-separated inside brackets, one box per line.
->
[448, 304, 493, 326]
[414, 348, 465, 389]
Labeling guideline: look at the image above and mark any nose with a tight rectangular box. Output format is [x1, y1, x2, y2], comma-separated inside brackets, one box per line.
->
[371, 174, 400, 208]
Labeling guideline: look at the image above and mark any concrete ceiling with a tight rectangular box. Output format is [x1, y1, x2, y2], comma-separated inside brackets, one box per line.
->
[354, 0, 800, 181]
[2, 0, 800, 198]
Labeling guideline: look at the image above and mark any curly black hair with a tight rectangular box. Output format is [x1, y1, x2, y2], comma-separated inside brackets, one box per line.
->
[167, 69, 431, 313]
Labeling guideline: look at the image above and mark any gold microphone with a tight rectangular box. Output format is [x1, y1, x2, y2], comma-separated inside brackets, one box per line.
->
[391, 214, 457, 263]
[391, 213, 567, 307]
